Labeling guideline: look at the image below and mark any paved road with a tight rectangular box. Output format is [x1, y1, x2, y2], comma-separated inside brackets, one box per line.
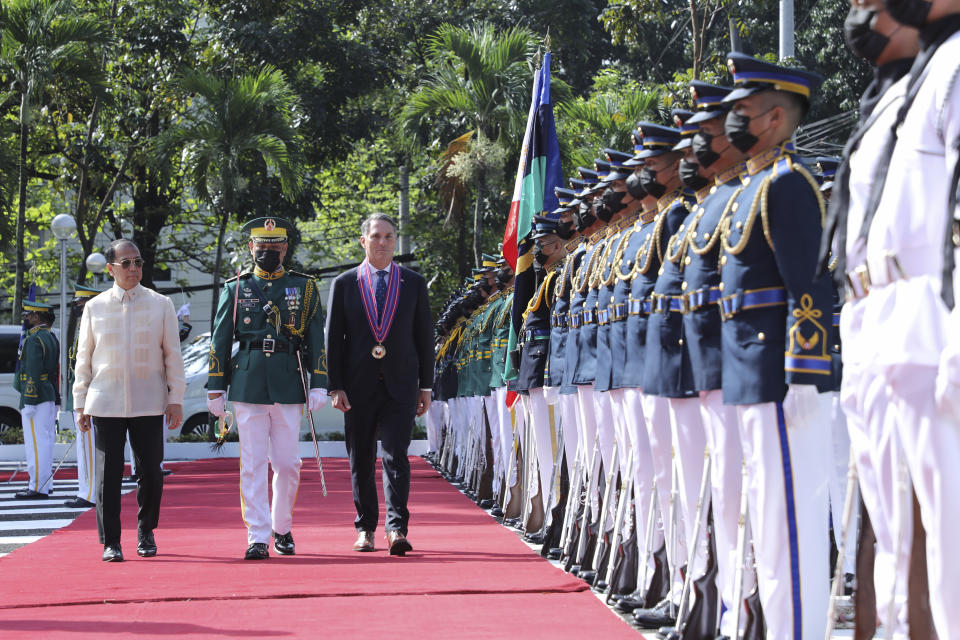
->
[0, 464, 135, 557]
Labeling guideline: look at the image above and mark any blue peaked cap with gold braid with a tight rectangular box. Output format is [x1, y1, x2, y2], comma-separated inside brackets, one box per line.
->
[722, 52, 823, 105]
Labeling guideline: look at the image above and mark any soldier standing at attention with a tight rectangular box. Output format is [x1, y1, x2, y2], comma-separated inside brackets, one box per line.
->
[13, 301, 59, 499]
[207, 217, 328, 560]
[64, 284, 101, 509]
[718, 53, 832, 637]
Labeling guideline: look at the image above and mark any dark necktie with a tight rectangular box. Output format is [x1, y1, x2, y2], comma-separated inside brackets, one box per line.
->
[375, 270, 388, 321]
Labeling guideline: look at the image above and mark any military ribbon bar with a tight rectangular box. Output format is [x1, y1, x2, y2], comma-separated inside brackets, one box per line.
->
[357, 261, 401, 345]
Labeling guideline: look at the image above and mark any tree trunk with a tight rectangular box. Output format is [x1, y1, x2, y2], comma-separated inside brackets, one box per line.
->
[472, 171, 485, 267]
[209, 209, 229, 330]
[13, 96, 29, 323]
[457, 205, 468, 282]
[690, 0, 702, 80]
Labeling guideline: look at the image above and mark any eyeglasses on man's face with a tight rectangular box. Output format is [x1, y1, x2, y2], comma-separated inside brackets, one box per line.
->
[111, 257, 144, 270]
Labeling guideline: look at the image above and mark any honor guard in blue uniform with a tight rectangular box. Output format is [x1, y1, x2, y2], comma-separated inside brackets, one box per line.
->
[678, 79, 751, 637]
[13, 301, 59, 499]
[65, 284, 101, 508]
[544, 195, 582, 483]
[717, 53, 832, 637]
[516, 217, 566, 534]
[207, 217, 328, 560]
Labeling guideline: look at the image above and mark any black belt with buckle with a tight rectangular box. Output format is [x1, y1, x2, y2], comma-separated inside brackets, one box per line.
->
[240, 339, 291, 354]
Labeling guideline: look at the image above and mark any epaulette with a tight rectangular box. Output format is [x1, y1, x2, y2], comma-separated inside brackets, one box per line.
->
[225, 271, 252, 282]
[589, 228, 605, 244]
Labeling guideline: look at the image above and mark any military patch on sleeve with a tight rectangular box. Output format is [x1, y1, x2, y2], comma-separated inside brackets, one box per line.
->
[784, 293, 831, 375]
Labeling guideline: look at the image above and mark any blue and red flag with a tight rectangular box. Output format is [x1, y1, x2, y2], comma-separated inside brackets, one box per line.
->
[502, 52, 563, 404]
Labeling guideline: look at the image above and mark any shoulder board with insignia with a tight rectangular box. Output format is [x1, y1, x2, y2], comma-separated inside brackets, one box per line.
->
[286, 270, 317, 280]
[225, 271, 252, 282]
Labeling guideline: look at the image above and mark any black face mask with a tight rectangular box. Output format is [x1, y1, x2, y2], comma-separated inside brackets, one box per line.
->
[254, 249, 282, 273]
[625, 172, 647, 199]
[533, 246, 549, 266]
[725, 109, 768, 153]
[883, 0, 931, 28]
[692, 131, 721, 168]
[575, 201, 597, 231]
[480, 281, 494, 294]
[844, 9, 890, 62]
[496, 267, 512, 287]
[556, 219, 576, 240]
[601, 188, 628, 218]
[639, 167, 668, 199]
[679, 160, 709, 191]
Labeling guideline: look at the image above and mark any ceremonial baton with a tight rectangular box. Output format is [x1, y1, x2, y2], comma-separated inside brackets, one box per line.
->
[294, 348, 327, 497]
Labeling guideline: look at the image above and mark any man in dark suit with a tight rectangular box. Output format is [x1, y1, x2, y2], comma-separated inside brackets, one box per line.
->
[326, 213, 434, 556]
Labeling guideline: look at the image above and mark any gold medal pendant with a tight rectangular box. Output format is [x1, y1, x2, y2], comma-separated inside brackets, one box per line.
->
[372, 344, 387, 359]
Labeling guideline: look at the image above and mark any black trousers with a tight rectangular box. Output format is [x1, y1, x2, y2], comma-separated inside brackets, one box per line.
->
[93, 415, 164, 546]
[343, 380, 415, 534]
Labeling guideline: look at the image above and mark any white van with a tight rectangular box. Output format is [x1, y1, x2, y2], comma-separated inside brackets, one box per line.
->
[0, 325, 24, 432]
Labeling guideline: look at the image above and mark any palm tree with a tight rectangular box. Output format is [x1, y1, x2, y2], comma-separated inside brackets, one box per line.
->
[399, 23, 538, 270]
[558, 83, 665, 169]
[0, 0, 103, 321]
[157, 65, 304, 326]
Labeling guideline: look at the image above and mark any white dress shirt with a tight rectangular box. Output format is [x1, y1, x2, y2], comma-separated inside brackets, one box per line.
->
[73, 283, 186, 417]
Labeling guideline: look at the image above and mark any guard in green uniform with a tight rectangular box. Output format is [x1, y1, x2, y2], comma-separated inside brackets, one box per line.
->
[207, 216, 328, 560]
[64, 284, 100, 508]
[14, 300, 60, 499]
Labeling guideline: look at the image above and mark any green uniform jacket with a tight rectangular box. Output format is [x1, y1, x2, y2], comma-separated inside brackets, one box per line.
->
[15, 326, 59, 408]
[64, 330, 78, 412]
[208, 269, 327, 404]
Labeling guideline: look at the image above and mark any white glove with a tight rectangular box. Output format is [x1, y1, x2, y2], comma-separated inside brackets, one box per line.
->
[782, 384, 824, 428]
[309, 388, 328, 411]
[21, 405, 37, 419]
[543, 386, 560, 406]
[206, 393, 226, 418]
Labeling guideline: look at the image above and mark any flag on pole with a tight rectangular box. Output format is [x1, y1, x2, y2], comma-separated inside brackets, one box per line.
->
[502, 52, 563, 405]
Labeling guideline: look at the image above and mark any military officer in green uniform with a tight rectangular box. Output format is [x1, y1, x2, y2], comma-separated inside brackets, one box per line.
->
[14, 300, 60, 499]
[207, 216, 328, 560]
[64, 284, 100, 508]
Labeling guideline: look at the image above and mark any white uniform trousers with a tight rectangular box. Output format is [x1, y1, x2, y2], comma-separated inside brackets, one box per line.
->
[668, 397, 708, 579]
[234, 402, 303, 545]
[641, 392, 686, 600]
[736, 387, 830, 640]
[523, 388, 557, 517]
[73, 411, 97, 504]
[22, 401, 57, 494]
[888, 364, 960, 640]
[699, 390, 744, 637]
[841, 365, 909, 638]
[592, 389, 619, 530]
[557, 392, 580, 479]
[483, 393, 503, 494]
[821, 391, 857, 576]
[576, 385, 602, 515]
[425, 400, 444, 454]
[613, 388, 661, 583]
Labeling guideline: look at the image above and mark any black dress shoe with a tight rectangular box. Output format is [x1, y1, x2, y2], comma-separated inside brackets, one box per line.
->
[102, 544, 124, 562]
[64, 497, 95, 508]
[490, 506, 504, 517]
[161, 468, 173, 476]
[137, 530, 157, 557]
[14, 489, 48, 500]
[632, 598, 677, 629]
[244, 543, 269, 560]
[547, 547, 562, 560]
[273, 531, 295, 555]
[524, 532, 546, 545]
[479, 499, 494, 509]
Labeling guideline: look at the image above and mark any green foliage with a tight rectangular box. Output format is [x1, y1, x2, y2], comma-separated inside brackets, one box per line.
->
[0, 427, 24, 445]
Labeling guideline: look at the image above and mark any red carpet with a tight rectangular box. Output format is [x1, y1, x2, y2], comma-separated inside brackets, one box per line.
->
[0, 457, 637, 638]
